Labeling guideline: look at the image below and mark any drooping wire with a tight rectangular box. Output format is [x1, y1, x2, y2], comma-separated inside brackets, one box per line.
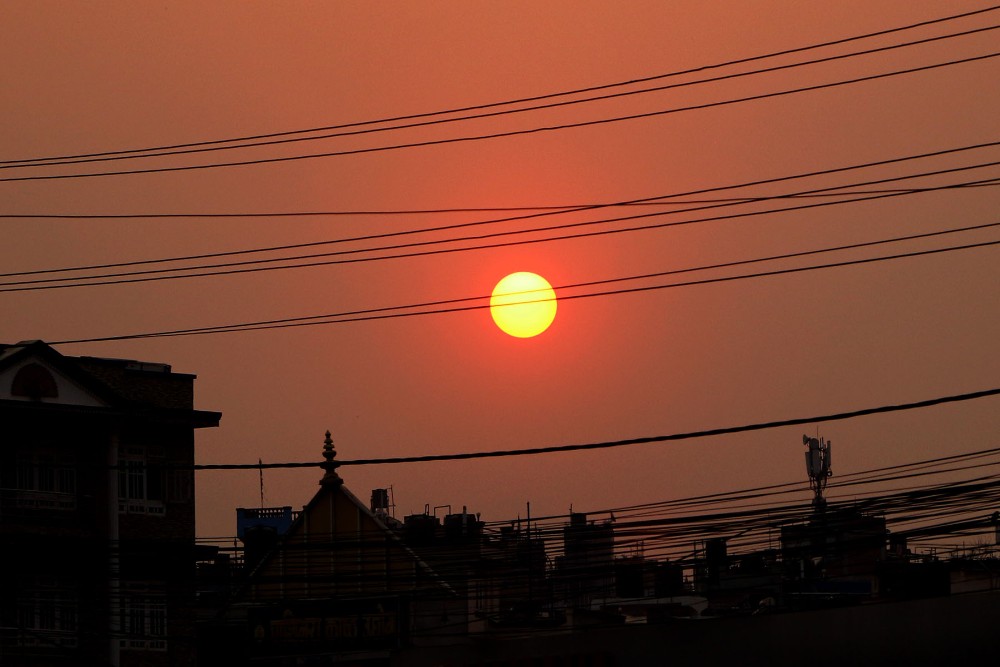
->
[5, 139, 999, 280]
[2, 52, 998, 183]
[4, 4, 997, 167]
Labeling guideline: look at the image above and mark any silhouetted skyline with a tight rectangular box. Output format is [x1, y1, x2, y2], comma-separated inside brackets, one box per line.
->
[2, 2, 998, 540]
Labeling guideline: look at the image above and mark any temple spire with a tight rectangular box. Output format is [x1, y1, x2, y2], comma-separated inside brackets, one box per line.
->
[320, 430, 342, 486]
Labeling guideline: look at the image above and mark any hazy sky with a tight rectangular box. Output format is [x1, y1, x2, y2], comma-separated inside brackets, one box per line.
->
[3, 1, 999, 540]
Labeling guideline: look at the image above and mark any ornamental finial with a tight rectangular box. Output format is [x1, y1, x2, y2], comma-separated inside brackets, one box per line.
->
[320, 430, 342, 485]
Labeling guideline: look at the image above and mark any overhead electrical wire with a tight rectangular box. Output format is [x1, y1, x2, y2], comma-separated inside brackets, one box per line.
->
[226, 442, 1000, 523]
[4, 145, 999, 227]
[48, 233, 1000, 344]
[0, 199, 768, 221]
[532, 448, 1000, 529]
[2, 52, 998, 182]
[508, 460, 1000, 542]
[4, 182, 995, 291]
[5, 139, 999, 280]
[265, 387, 1000, 467]
[3, 21, 998, 172]
[4, 169, 999, 292]
[7, 187, 996, 223]
[186, 442, 1000, 540]
[4, 4, 996, 168]
[76, 387, 1000, 470]
[592, 450, 1000, 522]
[607, 446, 1000, 516]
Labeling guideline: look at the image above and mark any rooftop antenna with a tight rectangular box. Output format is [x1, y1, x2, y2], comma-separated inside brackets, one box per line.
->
[803, 434, 832, 511]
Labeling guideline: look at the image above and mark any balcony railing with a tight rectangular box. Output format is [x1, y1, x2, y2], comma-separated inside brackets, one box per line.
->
[0, 489, 77, 512]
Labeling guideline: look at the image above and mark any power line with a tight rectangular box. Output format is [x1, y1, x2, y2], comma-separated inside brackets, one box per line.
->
[5, 5, 996, 167]
[178, 388, 1000, 470]
[2, 51, 997, 183]
[4, 171, 999, 292]
[0, 201, 700, 220]
[582, 446, 1000, 519]
[301, 446, 974, 534]
[5, 139, 999, 279]
[5, 22, 998, 171]
[56, 219, 1000, 333]
[2, 190, 983, 222]
[49, 234, 1000, 344]
[180, 469, 1000, 599]
[234, 475, 1000, 555]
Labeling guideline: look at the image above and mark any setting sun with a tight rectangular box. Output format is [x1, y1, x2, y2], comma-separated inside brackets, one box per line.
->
[490, 272, 557, 338]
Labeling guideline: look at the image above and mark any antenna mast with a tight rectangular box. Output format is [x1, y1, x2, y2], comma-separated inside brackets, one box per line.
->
[803, 435, 832, 510]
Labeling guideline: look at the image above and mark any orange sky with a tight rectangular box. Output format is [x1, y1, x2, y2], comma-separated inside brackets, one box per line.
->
[2, 1, 999, 540]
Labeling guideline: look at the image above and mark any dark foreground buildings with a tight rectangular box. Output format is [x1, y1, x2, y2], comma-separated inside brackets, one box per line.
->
[0, 340, 220, 666]
[200, 436, 1000, 666]
[5, 340, 1000, 665]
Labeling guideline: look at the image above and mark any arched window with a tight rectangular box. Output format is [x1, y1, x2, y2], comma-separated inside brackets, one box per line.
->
[11, 363, 59, 399]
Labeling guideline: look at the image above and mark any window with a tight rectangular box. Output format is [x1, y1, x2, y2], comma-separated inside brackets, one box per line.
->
[120, 592, 166, 651]
[122, 460, 145, 500]
[10, 363, 58, 399]
[118, 446, 165, 515]
[0, 452, 77, 510]
[5, 454, 75, 493]
[9, 584, 78, 648]
[167, 468, 193, 503]
[37, 593, 56, 630]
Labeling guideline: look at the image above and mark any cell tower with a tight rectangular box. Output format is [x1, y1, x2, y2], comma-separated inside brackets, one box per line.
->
[803, 435, 832, 510]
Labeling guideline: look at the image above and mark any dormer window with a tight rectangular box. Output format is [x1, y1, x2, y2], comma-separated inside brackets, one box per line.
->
[11, 363, 58, 400]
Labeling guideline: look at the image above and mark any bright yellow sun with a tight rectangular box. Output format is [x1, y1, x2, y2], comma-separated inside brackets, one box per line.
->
[490, 272, 557, 338]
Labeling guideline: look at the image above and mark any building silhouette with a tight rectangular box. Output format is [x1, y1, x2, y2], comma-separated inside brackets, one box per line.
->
[0, 340, 220, 666]
[197, 432, 1000, 665]
[6, 340, 999, 665]
[204, 432, 464, 665]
